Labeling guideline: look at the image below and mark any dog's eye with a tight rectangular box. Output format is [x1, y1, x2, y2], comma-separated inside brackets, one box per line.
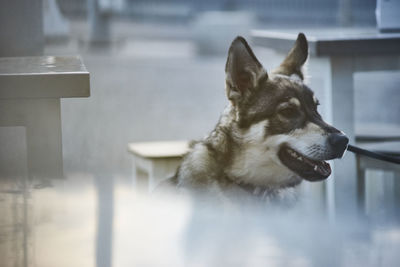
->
[279, 106, 297, 117]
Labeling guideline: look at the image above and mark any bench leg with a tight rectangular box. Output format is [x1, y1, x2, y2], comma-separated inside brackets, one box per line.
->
[0, 98, 63, 180]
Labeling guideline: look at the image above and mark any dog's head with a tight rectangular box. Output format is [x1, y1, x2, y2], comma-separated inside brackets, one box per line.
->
[224, 34, 348, 187]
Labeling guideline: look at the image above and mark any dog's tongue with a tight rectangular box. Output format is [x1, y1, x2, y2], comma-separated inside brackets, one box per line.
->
[279, 145, 331, 182]
[304, 161, 331, 182]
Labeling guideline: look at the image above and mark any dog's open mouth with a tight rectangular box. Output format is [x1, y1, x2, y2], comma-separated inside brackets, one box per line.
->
[278, 144, 331, 181]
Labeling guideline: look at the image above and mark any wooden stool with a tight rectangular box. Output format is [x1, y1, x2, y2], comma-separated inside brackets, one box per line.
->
[128, 141, 190, 192]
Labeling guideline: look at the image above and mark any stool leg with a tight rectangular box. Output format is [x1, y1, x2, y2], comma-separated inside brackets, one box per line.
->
[132, 158, 137, 189]
[132, 156, 138, 188]
[148, 159, 182, 192]
[148, 161, 166, 193]
[132, 157, 149, 192]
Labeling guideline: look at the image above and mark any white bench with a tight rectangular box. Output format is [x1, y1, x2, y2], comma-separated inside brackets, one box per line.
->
[128, 141, 190, 192]
[0, 56, 90, 180]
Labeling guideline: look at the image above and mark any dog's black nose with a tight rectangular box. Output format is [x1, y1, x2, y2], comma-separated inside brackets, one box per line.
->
[328, 133, 349, 158]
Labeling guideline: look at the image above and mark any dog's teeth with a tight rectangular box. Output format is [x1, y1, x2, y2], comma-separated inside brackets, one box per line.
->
[297, 156, 303, 161]
[314, 165, 318, 171]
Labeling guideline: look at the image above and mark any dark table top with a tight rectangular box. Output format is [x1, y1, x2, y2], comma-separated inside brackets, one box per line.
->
[251, 28, 400, 57]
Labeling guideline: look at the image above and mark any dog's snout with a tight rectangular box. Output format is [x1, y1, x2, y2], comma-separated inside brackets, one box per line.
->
[328, 133, 349, 158]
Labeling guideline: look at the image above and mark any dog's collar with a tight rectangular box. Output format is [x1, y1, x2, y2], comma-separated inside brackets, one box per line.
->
[223, 173, 294, 198]
[232, 177, 300, 198]
[222, 173, 276, 198]
[236, 182, 276, 198]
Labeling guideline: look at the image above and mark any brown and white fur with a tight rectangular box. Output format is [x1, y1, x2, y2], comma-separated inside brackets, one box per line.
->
[158, 33, 348, 201]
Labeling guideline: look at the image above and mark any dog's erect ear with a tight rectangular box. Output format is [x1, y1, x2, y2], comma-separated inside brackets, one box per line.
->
[274, 33, 308, 80]
[225, 36, 267, 104]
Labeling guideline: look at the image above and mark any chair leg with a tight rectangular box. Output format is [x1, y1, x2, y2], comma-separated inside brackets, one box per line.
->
[356, 156, 366, 216]
[394, 171, 400, 220]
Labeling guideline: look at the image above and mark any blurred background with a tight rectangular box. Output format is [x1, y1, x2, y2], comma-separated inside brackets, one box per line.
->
[50, 0, 398, 177]
[0, 0, 399, 266]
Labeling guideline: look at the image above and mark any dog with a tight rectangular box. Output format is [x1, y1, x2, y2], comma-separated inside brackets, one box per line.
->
[158, 33, 348, 201]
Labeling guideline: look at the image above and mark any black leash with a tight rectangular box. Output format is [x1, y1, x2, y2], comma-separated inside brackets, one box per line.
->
[347, 144, 400, 165]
